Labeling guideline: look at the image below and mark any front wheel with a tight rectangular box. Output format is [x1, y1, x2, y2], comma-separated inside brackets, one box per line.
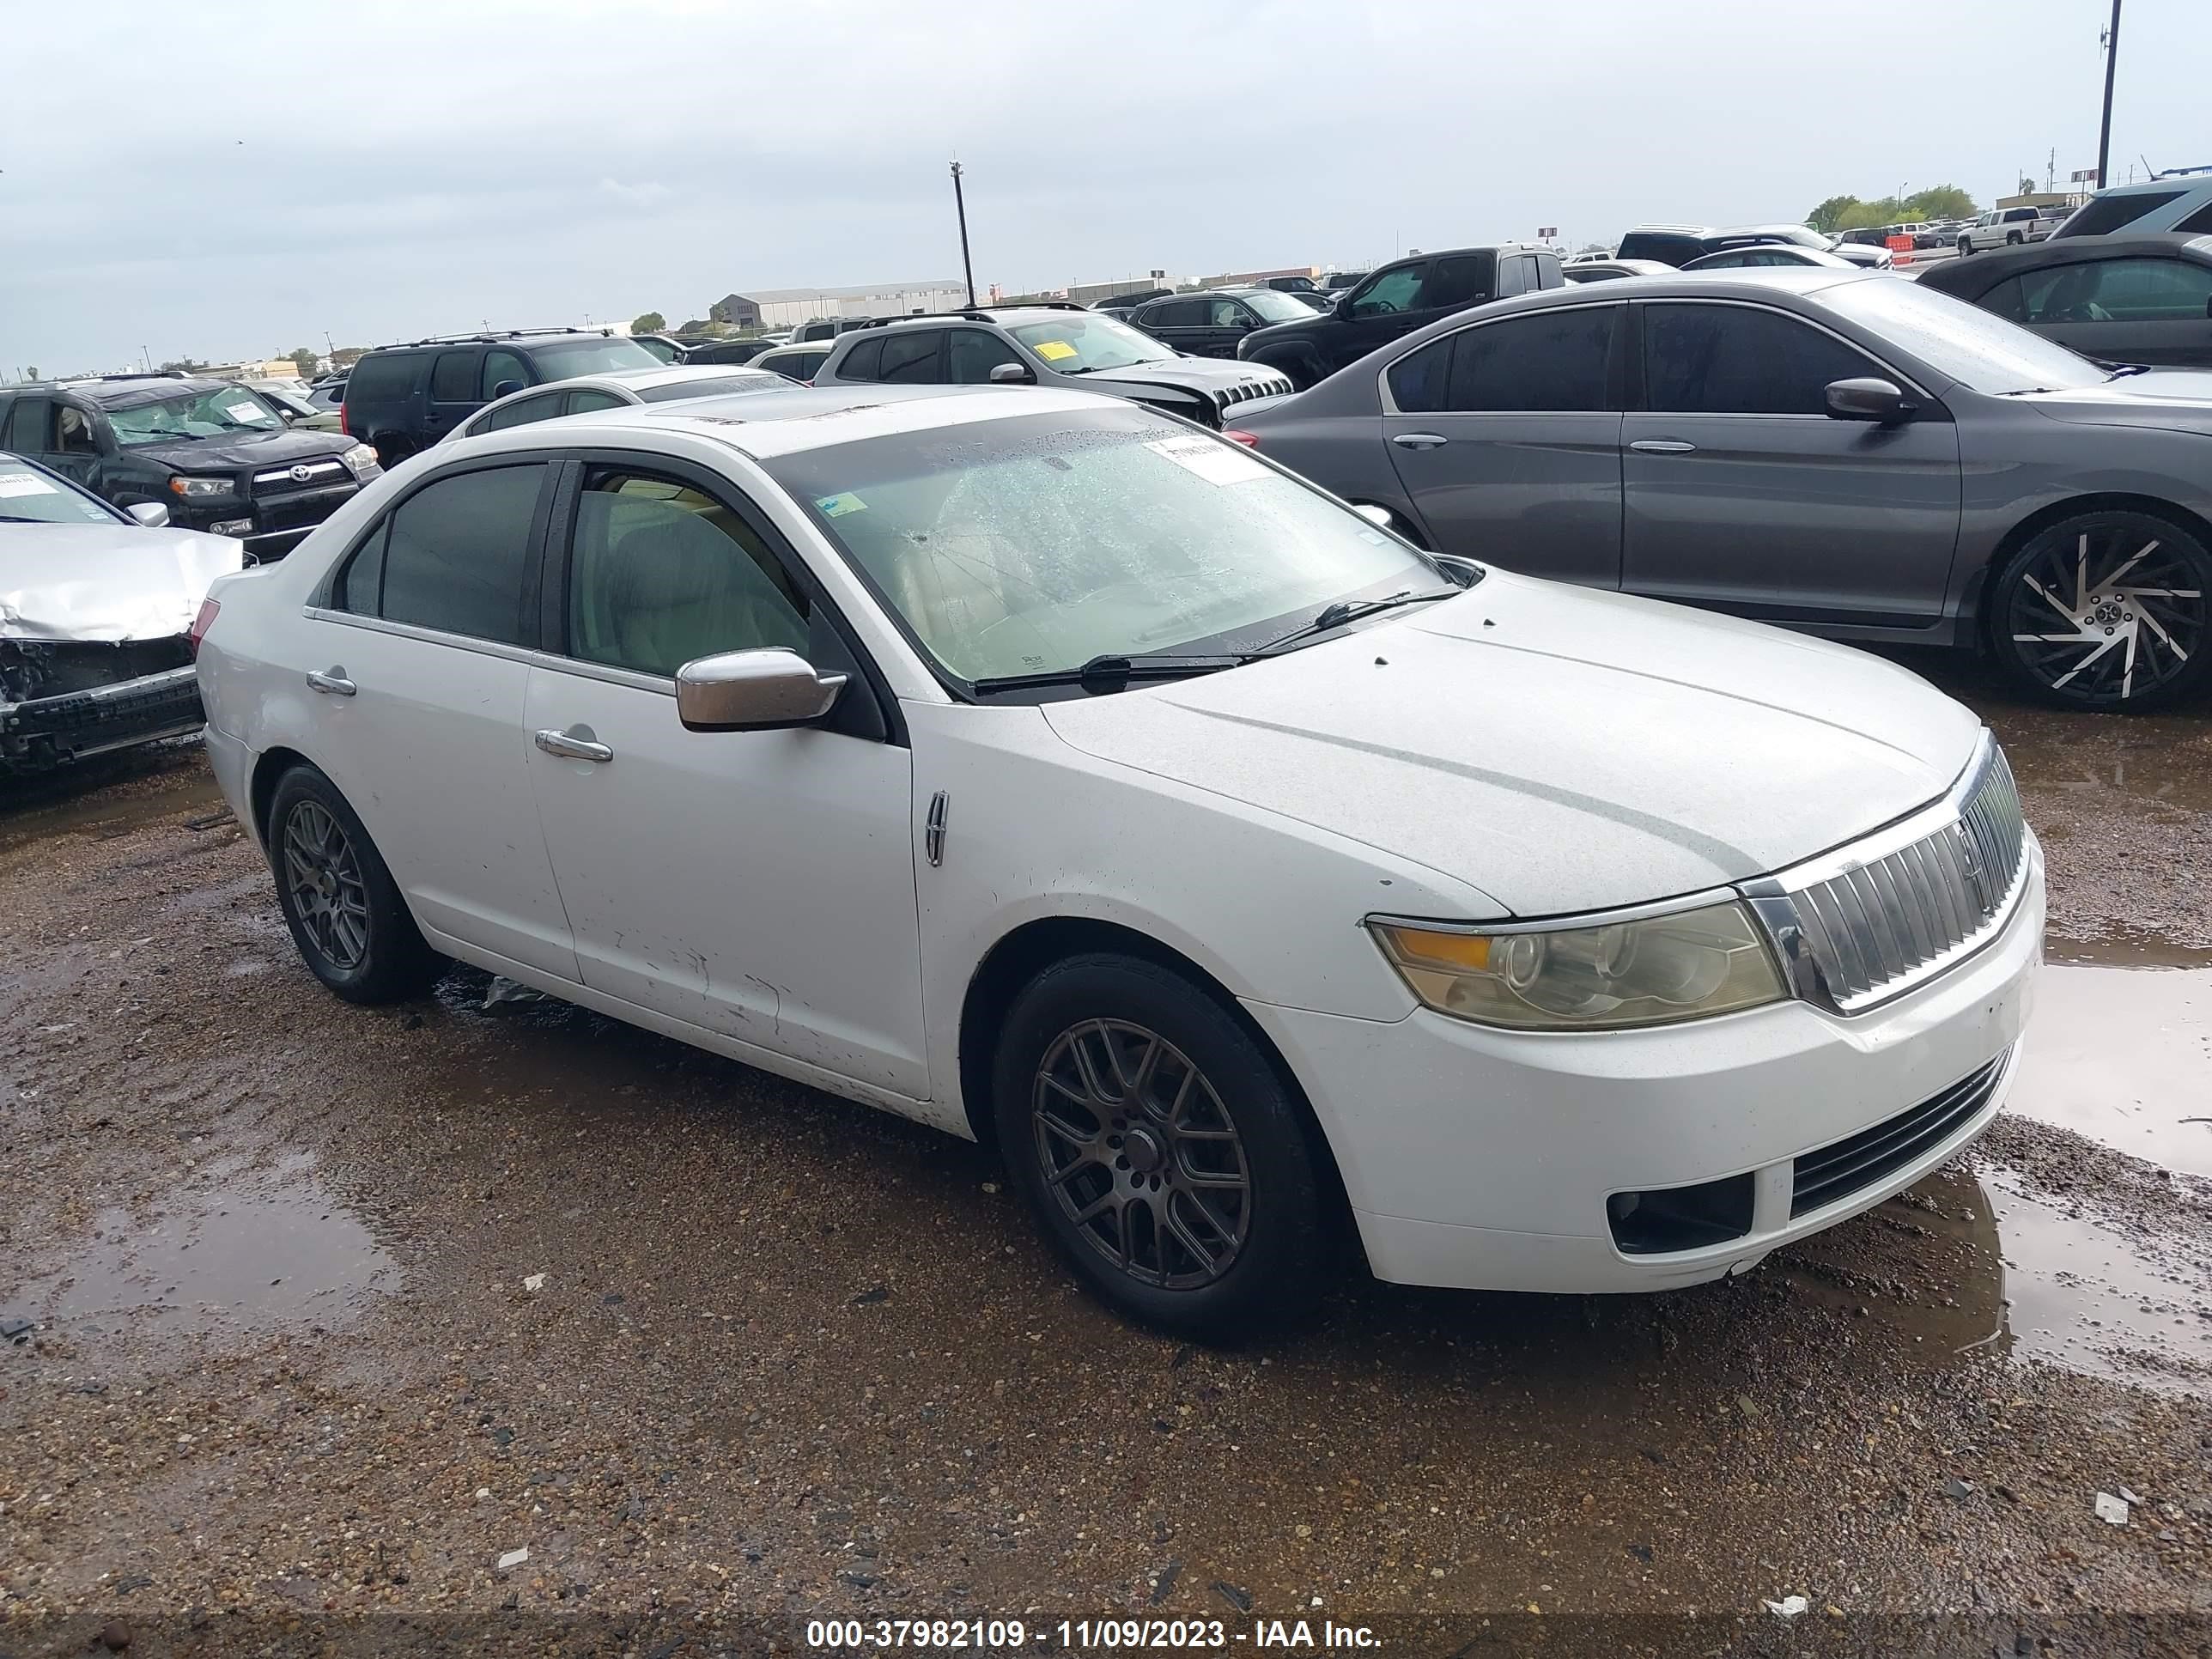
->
[1988, 511, 2212, 711]
[268, 763, 445, 1002]
[993, 954, 1334, 1339]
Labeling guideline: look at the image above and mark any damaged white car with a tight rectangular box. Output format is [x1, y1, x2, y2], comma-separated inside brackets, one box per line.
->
[1, 451, 243, 773]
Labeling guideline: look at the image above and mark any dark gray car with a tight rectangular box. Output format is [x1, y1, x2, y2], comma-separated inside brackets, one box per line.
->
[1230, 269, 2212, 710]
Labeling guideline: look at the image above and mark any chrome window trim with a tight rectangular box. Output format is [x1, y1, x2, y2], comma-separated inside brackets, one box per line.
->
[1376, 299, 1624, 417]
[301, 607, 681, 696]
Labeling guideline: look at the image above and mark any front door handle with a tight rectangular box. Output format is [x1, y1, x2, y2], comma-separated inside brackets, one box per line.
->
[1391, 433, 1449, 450]
[1629, 439, 1698, 454]
[305, 667, 356, 696]
[534, 726, 613, 763]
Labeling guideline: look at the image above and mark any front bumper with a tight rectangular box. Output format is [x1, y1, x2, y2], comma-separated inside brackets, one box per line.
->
[1243, 845, 2043, 1295]
[0, 664, 204, 770]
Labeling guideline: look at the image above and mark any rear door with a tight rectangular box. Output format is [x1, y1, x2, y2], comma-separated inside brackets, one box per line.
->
[1381, 302, 1625, 586]
[422, 349, 484, 444]
[2004, 254, 2212, 368]
[1620, 300, 1961, 626]
[1133, 298, 1208, 354]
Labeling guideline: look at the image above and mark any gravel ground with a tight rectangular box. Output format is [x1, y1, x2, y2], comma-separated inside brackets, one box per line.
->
[3, 661, 2210, 1659]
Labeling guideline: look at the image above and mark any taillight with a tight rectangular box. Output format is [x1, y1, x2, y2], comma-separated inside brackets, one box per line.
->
[188, 599, 219, 658]
[1223, 429, 1260, 448]
[339, 403, 349, 435]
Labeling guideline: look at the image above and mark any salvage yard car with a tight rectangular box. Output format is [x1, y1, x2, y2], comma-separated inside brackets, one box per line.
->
[194, 384, 2042, 1336]
[441, 364, 800, 442]
[2, 451, 241, 772]
[1228, 268, 2212, 710]
[0, 374, 380, 563]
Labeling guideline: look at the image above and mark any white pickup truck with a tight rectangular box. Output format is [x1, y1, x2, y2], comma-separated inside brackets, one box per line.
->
[1955, 206, 2062, 254]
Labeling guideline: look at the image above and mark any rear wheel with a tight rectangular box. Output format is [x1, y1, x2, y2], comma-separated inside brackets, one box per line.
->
[993, 953, 1334, 1339]
[268, 763, 444, 1002]
[2005, 230, 2024, 246]
[1956, 238, 1973, 256]
[1989, 510, 2212, 711]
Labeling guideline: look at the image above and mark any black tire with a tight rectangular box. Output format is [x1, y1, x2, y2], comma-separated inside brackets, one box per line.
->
[266, 763, 444, 1003]
[1987, 509, 2212, 712]
[992, 953, 1334, 1339]
[2005, 230, 2024, 246]
[1956, 239, 1973, 256]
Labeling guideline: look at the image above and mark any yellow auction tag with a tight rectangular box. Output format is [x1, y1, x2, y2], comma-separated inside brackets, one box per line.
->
[1033, 341, 1077, 362]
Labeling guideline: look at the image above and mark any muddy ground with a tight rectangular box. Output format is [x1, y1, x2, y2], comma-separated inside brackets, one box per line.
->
[3, 657, 2209, 1659]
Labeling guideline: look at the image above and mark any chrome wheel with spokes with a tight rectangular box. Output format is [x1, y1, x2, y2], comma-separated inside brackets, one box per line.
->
[1031, 1018, 1252, 1290]
[283, 799, 371, 970]
[1996, 513, 2211, 710]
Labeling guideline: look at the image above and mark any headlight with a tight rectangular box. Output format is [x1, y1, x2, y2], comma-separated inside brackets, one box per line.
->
[1369, 900, 1785, 1031]
[168, 475, 235, 498]
[341, 442, 379, 473]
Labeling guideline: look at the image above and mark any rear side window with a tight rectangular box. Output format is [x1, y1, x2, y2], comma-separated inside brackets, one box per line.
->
[1616, 231, 1705, 266]
[878, 330, 944, 383]
[344, 353, 418, 404]
[1644, 304, 1877, 416]
[338, 464, 547, 644]
[1143, 300, 1204, 326]
[2175, 203, 2212, 234]
[3, 396, 51, 452]
[429, 352, 477, 402]
[2059, 189, 2184, 237]
[836, 337, 884, 381]
[481, 392, 565, 432]
[1446, 307, 1615, 411]
[1425, 254, 1494, 310]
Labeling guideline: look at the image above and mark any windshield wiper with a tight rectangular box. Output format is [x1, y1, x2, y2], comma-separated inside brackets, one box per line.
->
[969, 652, 1250, 695]
[1255, 588, 1458, 656]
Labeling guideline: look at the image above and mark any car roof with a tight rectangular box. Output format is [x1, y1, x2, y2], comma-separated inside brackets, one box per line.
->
[363, 330, 618, 356]
[26, 374, 233, 408]
[2090, 173, 2212, 198]
[1917, 231, 2212, 289]
[453, 384, 1120, 465]
[561, 364, 783, 392]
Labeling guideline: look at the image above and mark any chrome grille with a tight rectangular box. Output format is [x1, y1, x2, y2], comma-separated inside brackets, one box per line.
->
[252, 459, 346, 489]
[1745, 739, 2030, 1015]
[1216, 376, 1292, 409]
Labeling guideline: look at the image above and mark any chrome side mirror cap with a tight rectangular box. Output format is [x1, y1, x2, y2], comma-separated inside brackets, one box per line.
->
[127, 501, 172, 528]
[1824, 377, 1915, 423]
[1352, 503, 1395, 528]
[988, 362, 1035, 384]
[675, 648, 847, 732]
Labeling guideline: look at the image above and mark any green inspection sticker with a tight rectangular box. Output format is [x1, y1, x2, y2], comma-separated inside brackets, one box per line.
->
[815, 493, 867, 518]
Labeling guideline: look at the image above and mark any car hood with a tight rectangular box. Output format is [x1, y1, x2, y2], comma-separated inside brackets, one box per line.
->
[0, 525, 245, 644]
[2013, 370, 2212, 433]
[126, 426, 359, 472]
[1038, 574, 1984, 916]
[1081, 356, 1298, 401]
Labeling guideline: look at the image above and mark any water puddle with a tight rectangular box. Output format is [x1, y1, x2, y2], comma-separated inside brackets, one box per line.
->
[0, 1155, 398, 1345]
[1979, 704, 2212, 814]
[2011, 961, 2212, 1178]
[0, 749, 226, 860]
[1778, 1164, 2212, 1396]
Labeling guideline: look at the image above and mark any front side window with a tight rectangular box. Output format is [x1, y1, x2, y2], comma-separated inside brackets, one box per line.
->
[564, 469, 809, 678]
[57, 405, 99, 453]
[429, 353, 477, 402]
[1350, 264, 1427, 318]
[338, 463, 547, 644]
[1241, 289, 1317, 324]
[1644, 304, 1878, 415]
[0, 459, 123, 524]
[948, 330, 1022, 384]
[1006, 313, 1176, 372]
[105, 386, 284, 447]
[480, 349, 528, 399]
[2021, 257, 2212, 322]
[878, 330, 945, 383]
[1448, 307, 1615, 411]
[763, 407, 1439, 686]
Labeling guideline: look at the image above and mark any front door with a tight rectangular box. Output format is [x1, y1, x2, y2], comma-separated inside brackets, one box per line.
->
[307, 459, 579, 977]
[1620, 301, 1962, 627]
[1380, 303, 1625, 587]
[1327, 253, 1497, 375]
[523, 459, 928, 1098]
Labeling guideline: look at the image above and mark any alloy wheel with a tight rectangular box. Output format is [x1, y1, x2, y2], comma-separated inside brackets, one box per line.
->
[1030, 1018, 1251, 1291]
[282, 799, 371, 971]
[2003, 526, 2206, 705]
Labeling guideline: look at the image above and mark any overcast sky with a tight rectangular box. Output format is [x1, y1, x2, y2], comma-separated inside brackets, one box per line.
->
[3, 0, 2205, 374]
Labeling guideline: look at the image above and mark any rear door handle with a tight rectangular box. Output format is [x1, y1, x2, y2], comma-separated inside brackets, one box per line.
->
[1391, 433, 1449, 450]
[534, 726, 613, 763]
[1629, 439, 1698, 454]
[305, 668, 356, 696]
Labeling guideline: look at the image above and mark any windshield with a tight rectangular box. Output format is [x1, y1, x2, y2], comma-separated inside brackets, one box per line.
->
[1822, 277, 2112, 393]
[1242, 289, 1319, 323]
[0, 459, 123, 524]
[635, 374, 791, 403]
[762, 407, 1443, 687]
[256, 386, 315, 418]
[525, 337, 662, 378]
[106, 386, 286, 447]
[1009, 314, 1176, 373]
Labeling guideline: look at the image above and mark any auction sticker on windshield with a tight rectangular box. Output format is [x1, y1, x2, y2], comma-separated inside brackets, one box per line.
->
[0, 474, 60, 497]
[225, 401, 267, 422]
[1033, 341, 1077, 362]
[1146, 434, 1267, 486]
[816, 493, 867, 518]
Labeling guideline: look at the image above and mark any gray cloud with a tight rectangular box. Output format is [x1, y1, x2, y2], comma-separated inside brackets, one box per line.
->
[3, 0, 2204, 373]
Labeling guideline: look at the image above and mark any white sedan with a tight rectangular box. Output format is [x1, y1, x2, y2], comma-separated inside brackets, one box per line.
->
[441, 362, 799, 444]
[192, 385, 2042, 1335]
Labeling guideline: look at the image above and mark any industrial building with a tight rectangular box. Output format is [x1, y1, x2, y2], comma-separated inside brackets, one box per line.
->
[709, 281, 969, 330]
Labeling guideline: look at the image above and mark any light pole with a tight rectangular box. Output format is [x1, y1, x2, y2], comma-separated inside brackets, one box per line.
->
[950, 161, 976, 308]
[2096, 0, 2123, 191]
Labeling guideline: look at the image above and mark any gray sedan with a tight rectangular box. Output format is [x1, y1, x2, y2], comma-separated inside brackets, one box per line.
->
[1229, 270, 2212, 710]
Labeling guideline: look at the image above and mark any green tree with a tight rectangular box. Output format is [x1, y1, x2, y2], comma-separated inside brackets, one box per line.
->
[631, 310, 666, 334]
[331, 346, 367, 368]
[289, 347, 319, 376]
[1808, 194, 1863, 234]
[158, 358, 206, 373]
[1907, 185, 1977, 222]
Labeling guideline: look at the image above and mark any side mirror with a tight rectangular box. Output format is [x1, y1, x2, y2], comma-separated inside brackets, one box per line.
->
[1824, 377, 1914, 424]
[127, 501, 171, 528]
[988, 362, 1036, 385]
[491, 380, 525, 399]
[676, 648, 848, 732]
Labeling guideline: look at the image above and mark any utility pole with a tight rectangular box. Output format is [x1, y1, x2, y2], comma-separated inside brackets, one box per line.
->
[2096, 0, 2122, 190]
[950, 161, 976, 307]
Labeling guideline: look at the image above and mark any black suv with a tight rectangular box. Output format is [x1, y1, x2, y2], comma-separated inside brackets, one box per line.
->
[341, 328, 660, 463]
[1124, 286, 1335, 357]
[1235, 246, 1564, 387]
[0, 374, 379, 561]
